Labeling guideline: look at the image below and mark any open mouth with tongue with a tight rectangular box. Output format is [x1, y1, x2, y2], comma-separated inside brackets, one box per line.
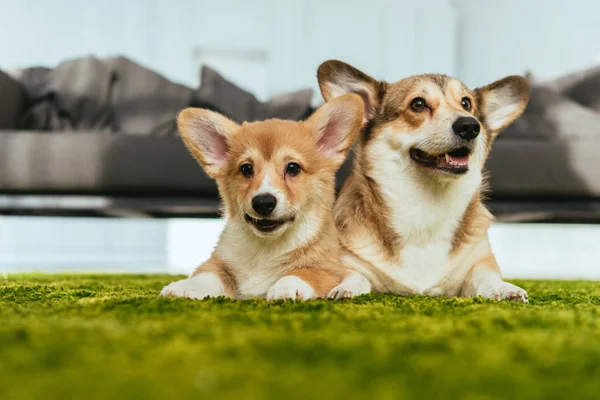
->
[409, 147, 471, 174]
[245, 214, 294, 234]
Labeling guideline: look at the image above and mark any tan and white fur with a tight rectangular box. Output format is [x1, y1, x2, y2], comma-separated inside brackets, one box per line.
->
[318, 60, 530, 302]
[160, 93, 367, 301]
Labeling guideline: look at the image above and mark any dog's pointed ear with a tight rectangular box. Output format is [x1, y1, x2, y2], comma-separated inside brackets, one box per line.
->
[317, 60, 384, 122]
[177, 108, 239, 177]
[307, 93, 364, 167]
[475, 76, 530, 135]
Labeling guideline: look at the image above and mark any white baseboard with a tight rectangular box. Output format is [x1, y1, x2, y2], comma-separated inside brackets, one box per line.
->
[166, 221, 600, 280]
[1, 217, 598, 280]
[490, 223, 600, 280]
[166, 219, 225, 275]
[0, 217, 167, 273]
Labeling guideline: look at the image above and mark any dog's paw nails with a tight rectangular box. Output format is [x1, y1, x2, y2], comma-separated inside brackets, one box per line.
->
[503, 288, 529, 303]
[160, 274, 225, 300]
[485, 282, 529, 303]
[160, 281, 210, 299]
[267, 276, 315, 301]
[160, 284, 179, 297]
[327, 275, 371, 300]
[327, 285, 367, 300]
[327, 288, 353, 300]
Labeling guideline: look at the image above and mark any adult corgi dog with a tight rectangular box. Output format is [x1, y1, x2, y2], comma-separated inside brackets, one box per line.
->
[318, 60, 530, 302]
[160, 93, 366, 301]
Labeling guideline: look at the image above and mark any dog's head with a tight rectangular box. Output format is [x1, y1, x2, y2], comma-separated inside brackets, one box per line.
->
[177, 93, 363, 238]
[318, 60, 529, 181]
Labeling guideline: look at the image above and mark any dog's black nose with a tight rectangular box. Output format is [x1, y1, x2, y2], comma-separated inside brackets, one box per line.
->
[252, 194, 277, 217]
[452, 117, 481, 141]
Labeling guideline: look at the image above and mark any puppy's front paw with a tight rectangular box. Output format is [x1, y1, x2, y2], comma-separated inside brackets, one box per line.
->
[480, 281, 529, 303]
[267, 276, 315, 301]
[328, 273, 371, 300]
[160, 273, 226, 299]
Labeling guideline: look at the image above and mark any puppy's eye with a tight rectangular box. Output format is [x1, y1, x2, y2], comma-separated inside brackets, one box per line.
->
[286, 162, 301, 177]
[461, 97, 472, 111]
[410, 97, 427, 112]
[240, 163, 253, 178]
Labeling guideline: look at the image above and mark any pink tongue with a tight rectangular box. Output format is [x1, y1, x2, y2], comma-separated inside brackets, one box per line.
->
[446, 154, 469, 166]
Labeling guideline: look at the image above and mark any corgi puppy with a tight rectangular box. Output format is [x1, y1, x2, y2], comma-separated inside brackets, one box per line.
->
[318, 60, 530, 302]
[160, 93, 366, 301]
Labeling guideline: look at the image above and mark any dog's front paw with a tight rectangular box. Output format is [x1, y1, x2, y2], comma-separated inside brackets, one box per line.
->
[267, 276, 315, 301]
[328, 273, 371, 300]
[480, 281, 529, 303]
[160, 273, 226, 299]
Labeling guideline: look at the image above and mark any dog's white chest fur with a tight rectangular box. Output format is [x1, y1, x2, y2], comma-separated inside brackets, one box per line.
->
[394, 241, 452, 295]
[368, 153, 482, 295]
[218, 233, 284, 299]
[217, 223, 316, 299]
[235, 256, 283, 299]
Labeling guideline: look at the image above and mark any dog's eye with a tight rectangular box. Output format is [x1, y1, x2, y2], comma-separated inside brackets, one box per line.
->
[461, 97, 472, 111]
[410, 97, 427, 112]
[286, 162, 301, 177]
[240, 163, 253, 178]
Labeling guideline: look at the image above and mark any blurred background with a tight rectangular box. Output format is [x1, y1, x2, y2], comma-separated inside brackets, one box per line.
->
[1, 0, 599, 278]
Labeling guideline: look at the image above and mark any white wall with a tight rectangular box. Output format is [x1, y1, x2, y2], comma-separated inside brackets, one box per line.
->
[0, 0, 155, 72]
[452, 0, 600, 87]
[0, 0, 456, 100]
[2, 1, 599, 93]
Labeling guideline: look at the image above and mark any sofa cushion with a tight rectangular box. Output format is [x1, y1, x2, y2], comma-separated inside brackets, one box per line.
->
[10, 57, 194, 134]
[538, 66, 600, 112]
[0, 70, 27, 129]
[501, 81, 600, 141]
[265, 89, 315, 120]
[195, 66, 262, 123]
[9, 58, 114, 131]
[105, 56, 194, 136]
[0, 130, 350, 198]
[0, 131, 216, 196]
[486, 138, 600, 198]
[48, 57, 114, 131]
[562, 68, 600, 113]
[0, 131, 598, 199]
[196, 66, 313, 123]
[6, 66, 52, 99]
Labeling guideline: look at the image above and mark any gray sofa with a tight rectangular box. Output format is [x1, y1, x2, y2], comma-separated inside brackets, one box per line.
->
[485, 67, 600, 221]
[1, 57, 599, 222]
[0, 56, 313, 217]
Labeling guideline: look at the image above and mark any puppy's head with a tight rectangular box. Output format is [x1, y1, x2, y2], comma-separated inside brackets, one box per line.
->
[318, 60, 529, 181]
[178, 93, 363, 238]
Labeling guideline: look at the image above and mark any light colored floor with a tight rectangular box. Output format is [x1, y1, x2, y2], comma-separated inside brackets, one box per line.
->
[1, 216, 599, 280]
[489, 223, 599, 280]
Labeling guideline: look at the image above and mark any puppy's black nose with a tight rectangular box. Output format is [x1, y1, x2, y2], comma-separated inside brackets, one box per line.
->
[252, 194, 277, 217]
[452, 117, 481, 141]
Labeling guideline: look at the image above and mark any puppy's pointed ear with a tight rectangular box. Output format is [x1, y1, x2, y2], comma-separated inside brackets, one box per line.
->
[317, 60, 385, 122]
[475, 76, 530, 135]
[307, 93, 364, 167]
[177, 108, 239, 177]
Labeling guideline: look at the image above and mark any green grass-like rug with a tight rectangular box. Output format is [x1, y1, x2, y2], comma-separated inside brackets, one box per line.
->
[1, 275, 599, 400]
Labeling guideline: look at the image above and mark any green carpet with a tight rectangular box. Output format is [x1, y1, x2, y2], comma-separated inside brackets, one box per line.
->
[1, 275, 599, 400]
